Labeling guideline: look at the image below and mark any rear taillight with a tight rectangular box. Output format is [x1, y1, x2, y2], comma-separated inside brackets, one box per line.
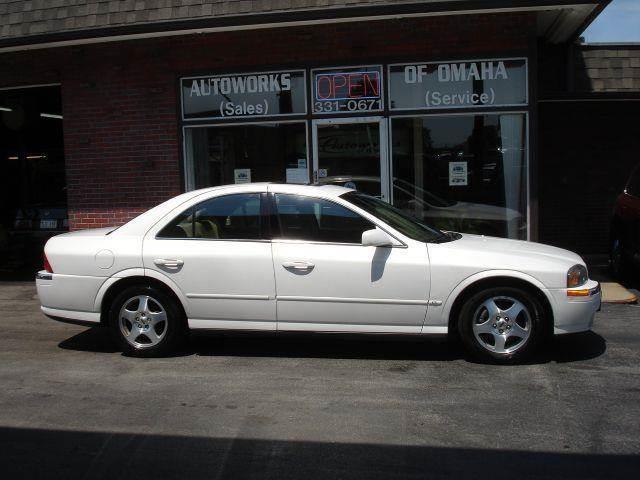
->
[43, 252, 53, 273]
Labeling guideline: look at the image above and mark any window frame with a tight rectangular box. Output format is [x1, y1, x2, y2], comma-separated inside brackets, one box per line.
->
[155, 192, 268, 242]
[267, 192, 403, 247]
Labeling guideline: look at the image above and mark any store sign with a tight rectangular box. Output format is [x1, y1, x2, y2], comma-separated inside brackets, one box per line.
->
[388, 58, 527, 110]
[312, 66, 383, 114]
[181, 70, 306, 120]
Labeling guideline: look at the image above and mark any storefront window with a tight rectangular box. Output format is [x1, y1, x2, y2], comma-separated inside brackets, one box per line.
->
[391, 114, 527, 239]
[184, 123, 307, 189]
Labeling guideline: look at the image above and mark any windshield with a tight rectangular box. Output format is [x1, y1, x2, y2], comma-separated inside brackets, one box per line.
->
[342, 192, 445, 243]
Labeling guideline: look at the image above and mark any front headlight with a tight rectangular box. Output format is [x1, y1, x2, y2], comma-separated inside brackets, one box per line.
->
[567, 264, 588, 288]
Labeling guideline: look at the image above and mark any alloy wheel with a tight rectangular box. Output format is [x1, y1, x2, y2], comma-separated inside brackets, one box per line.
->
[472, 296, 531, 355]
[118, 295, 168, 349]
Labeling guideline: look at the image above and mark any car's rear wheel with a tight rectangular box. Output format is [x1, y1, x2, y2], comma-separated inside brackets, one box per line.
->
[458, 286, 544, 364]
[108, 285, 185, 357]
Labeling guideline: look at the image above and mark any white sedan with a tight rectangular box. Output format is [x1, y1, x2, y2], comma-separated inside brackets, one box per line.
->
[36, 183, 601, 363]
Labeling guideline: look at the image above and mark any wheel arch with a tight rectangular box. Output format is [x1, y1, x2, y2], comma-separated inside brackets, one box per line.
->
[96, 270, 188, 325]
[444, 271, 556, 339]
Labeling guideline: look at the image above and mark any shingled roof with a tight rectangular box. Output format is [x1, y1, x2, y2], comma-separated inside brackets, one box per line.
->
[0, 0, 610, 51]
[574, 44, 640, 92]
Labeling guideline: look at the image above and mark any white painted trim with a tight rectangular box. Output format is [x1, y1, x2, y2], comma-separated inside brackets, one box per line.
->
[0, 5, 585, 54]
[188, 318, 276, 330]
[276, 295, 430, 306]
[186, 293, 271, 300]
[41, 306, 101, 323]
[275, 322, 422, 333]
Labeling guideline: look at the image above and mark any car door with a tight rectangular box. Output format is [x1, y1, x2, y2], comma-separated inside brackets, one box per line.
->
[269, 188, 430, 333]
[143, 190, 276, 330]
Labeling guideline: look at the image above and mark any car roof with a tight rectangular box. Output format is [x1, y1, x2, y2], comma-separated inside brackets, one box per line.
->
[113, 183, 354, 236]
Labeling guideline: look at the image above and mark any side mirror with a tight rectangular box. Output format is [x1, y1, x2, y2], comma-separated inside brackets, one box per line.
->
[362, 227, 394, 247]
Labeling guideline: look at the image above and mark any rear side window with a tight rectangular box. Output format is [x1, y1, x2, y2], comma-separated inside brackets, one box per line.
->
[274, 194, 373, 244]
[158, 193, 262, 240]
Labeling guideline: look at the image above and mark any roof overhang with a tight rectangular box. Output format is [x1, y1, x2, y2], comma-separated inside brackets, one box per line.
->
[0, 0, 610, 54]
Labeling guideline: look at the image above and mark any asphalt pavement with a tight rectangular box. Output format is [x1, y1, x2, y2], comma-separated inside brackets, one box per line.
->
[0, 281, 639, 479]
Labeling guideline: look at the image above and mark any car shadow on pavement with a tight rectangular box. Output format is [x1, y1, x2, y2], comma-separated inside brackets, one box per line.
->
[58, 327, 607, 364]
[1, 426, 638, 480]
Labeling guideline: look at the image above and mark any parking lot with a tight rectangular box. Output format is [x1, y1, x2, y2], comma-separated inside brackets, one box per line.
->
[1, 281, 639, 479]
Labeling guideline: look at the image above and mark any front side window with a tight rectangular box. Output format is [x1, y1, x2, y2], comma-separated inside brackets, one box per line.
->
[274, 194, 373, 244]
[343, 192, 443, 243]
[158, 193, 261, 240]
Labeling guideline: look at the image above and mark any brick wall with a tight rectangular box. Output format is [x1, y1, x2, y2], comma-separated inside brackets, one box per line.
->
[0, 12, 535, 230]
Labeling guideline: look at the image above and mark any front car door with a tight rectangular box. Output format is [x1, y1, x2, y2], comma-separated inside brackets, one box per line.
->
[143, 188, 277, 330]
[269, 185, 430, 333]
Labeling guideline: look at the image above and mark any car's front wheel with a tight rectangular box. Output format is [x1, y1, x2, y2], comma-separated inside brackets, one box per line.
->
[108, 285, 185, 357]
[458, 286, 544, 364]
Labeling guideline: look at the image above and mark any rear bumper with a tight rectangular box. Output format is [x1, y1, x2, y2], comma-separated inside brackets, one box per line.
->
[41, 306, 101, 326]
[550, 280, 601, 335]
[36, 270, 103, 325]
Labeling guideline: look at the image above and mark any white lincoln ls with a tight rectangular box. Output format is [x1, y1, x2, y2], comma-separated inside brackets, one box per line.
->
[36, 183, 601, 363]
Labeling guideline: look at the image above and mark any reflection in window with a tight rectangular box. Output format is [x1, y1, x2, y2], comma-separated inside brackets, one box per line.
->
[274, 194, 373, 243]
[185, 123, 307, 190]
[391, 114, 527, 239]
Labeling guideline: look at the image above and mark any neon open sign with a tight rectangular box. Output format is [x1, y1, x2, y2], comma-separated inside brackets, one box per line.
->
[312, 66, 383, 114]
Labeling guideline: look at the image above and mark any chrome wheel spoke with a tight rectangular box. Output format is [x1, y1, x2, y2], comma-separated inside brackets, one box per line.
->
[503, 301, 525, 322]
[121, 308, 137, 323]
[493, 333, 507, 352]
[508, 322, 528, 339]
[125, 324, 142, 341]
[148, 310, 167, 326]
[474, 320, 494, 334]
[137, 296, 150, 314]
[481, 298, 501, 319]
[145, 327, 161, 345]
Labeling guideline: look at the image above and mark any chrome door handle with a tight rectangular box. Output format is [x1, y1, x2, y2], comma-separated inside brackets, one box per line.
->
[154, 258, 184, 268]
[282, 261, 315, 271]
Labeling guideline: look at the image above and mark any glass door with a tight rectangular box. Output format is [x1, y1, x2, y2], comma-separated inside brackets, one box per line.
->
[312, 117, 389, 201]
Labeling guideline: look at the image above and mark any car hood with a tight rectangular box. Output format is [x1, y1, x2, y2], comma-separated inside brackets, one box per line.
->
[429, 233, 585, 289]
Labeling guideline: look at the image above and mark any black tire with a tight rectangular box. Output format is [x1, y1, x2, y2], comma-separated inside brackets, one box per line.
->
[108, 284, 186, 357]
[457, 286, 545, 364]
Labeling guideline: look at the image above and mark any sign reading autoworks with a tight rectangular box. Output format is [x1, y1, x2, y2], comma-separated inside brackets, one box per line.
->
[181, 70, 306, 120]
[388, 58, 527, 110]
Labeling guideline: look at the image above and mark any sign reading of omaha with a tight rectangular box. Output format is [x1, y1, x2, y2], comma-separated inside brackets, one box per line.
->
[388, 59, 527, 110]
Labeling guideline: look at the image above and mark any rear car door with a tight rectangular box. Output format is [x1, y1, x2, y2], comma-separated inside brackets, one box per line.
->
[269, 189, 430, 333]
[143, 190, 276, 330]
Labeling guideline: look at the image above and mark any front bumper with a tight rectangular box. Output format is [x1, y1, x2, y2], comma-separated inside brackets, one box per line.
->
[550, 280, 601, 335]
